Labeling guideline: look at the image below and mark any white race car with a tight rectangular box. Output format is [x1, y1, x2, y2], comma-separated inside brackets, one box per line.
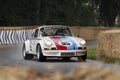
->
[22, 25, 87, 61]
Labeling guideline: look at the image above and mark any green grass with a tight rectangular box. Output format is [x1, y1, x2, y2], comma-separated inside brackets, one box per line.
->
[87, 46, 120, 64]
[98, 55, 120, 64]
[87, 46, 97, 60]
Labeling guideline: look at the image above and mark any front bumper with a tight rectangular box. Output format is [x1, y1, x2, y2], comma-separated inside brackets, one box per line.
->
[42, 50, 87, 57]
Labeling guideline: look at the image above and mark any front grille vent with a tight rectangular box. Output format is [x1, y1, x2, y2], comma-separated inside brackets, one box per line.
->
[78, 47, 86, 50]
[61, 52, 75, 57]
[51, 47, 56, 50]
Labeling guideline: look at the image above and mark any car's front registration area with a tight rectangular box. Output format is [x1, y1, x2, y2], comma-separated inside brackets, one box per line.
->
[42, 50, 87, 57]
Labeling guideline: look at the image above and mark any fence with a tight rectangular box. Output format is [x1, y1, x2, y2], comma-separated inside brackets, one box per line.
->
[0, 30, 33, 44]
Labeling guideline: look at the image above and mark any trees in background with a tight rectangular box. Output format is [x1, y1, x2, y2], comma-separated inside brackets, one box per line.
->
[89, 0, 120, 27]
[0, 0, 119, 27]
[0, 0, 36, 26]
[0, 0, 97, 26]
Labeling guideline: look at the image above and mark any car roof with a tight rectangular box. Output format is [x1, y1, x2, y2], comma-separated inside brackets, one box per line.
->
[36, 25, 69, 30]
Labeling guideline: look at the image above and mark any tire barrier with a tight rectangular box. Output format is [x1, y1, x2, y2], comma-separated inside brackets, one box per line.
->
[0, 30, 33, 44]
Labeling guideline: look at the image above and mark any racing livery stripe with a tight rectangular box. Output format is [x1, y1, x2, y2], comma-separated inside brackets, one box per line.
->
[60, 37, 74, 50]
[50, 37, 67, 50]
[66, 37, 78, 50]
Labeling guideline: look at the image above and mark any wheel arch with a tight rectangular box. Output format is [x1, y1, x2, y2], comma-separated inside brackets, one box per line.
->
[36, 43, 42, 52]
[36, 40, 44, 51]
[36, 43, 40, 49]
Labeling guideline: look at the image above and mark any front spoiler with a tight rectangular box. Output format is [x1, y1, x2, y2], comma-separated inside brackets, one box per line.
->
[42, 50, 87, 57]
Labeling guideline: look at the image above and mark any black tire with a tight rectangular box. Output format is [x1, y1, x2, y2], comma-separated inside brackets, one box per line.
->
[77, 54, 87, 62]
[36, 45, 46, 61]
[22, 44, 33, 60]
[62, 57, 71, 61]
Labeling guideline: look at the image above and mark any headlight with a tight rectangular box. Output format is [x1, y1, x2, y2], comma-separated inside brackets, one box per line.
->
[45, 40, 52, 47]
[80, 40, 86, 46]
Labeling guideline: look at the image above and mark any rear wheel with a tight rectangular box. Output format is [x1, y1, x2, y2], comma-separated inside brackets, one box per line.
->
[22, 44, 33, 60]
[36, 45, 46, 61]
[77, 54, 87, 62]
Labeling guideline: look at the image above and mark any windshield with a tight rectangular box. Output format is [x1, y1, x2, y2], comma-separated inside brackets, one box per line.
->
[40, 26, 73, 36]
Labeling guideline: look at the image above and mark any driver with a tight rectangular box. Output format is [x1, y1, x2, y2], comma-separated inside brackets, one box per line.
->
[55, 29, 67, 36]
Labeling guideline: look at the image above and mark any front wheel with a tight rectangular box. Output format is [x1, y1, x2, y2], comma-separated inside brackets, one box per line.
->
[22, 44, 33, 60]
[36, 45, 46, 61]
[77, 54, 87, 62]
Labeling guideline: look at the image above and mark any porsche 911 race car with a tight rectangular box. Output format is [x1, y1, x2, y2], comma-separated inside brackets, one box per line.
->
[22, 25, 87, 61]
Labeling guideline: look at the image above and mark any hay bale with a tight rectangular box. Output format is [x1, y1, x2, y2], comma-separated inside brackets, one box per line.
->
[78, 27, 95, 40]
[70, 27, 114, 40]
[65, 65, 120, 80]
[0, 66, 120, 80]
[0, 26, 119, 40]
[0, 26, 37, 30]
[70, 26, 79, 36]
[98, 29, 120, 58]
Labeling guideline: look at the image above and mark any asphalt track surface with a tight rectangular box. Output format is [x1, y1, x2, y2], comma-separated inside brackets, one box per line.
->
[0, 40, 120, 74]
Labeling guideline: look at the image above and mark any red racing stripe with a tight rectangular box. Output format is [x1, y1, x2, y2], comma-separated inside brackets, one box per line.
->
[50, 36, 67, 50]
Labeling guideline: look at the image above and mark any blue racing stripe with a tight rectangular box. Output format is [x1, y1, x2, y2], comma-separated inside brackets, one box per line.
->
[60, 37, 71, 50]
[66, 37, 78, 50]
[60, 36, 77, 50]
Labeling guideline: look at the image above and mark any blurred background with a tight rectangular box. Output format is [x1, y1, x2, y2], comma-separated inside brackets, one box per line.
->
[0, 0, 120, 27]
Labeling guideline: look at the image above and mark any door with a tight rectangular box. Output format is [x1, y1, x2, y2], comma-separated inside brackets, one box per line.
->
[30, 29, 39, 53]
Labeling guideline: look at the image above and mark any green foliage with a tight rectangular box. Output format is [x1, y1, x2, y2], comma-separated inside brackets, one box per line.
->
[0, 0, 37, 26]
[0, 0, 97, 26]
[116, 15, 120, 27]
[90, 0, 120, 27]
[87, 46, 120, 64]
[87, 46, 97, 60]
[98, 55, 120, 64]
[0, 0, 120, 27]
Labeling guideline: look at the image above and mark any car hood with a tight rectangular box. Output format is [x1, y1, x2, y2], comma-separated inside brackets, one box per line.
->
[42, 36, 85, 50]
